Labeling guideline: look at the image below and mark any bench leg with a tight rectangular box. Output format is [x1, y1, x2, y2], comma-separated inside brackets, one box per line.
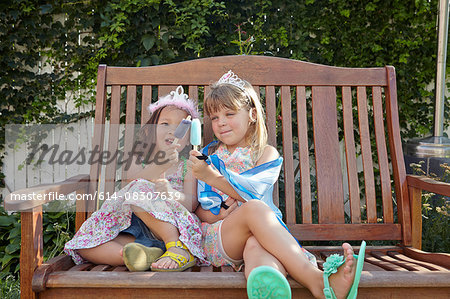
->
[20, 207, 44, 299]
[408, 186, 422, 249]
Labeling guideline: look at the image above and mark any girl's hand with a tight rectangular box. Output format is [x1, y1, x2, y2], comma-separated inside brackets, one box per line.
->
[195, 197, 239, 223]
[154, 178, 185, 203]
[187, 150, 219, 183]
[160, 143, 181, 172]
[153, 178, 172, 194]
[217, 197, 238, 219]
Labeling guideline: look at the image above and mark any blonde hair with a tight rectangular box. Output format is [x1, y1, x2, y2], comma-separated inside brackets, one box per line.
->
[204, 81, 267, 161]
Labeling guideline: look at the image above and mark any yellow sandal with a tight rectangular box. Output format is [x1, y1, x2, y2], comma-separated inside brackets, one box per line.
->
[150, 240, 196, 272]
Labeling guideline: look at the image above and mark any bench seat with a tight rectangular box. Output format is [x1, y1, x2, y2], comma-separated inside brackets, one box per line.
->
[33, 246, 449, 298]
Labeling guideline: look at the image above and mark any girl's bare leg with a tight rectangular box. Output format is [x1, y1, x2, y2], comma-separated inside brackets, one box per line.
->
[221, 200, 356, 298]
[243, 236, 286, 279]
[77, 233, 135, 266]
[132, 206, 189, 270]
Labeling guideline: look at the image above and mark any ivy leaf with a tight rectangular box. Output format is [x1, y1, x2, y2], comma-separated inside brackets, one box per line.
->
[8, 226, 20, 239]
[151, 55, 160, 65]
[141, 35, 155, 51]
[0, 216, 16, 226]
[5, 243, 20, 255]
[40, 4, 53, 15]
[140, 58, 151, 67]
[340, 9, 350, 18]
[2, 254, 14, 267]
[161, 32, 169, 43]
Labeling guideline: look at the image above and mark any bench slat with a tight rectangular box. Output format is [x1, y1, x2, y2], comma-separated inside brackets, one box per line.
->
[288, 223, 401, 240]
[281, 86, 296, 224]
[141, 85, 152, 125]
[370, 251, 431, 271]
[112, 266, 128, 272]
[104, 56, 388, 86]
[87, 65, 108, 213]
[104, 85, 121, 196]
[220, 266, 234, 272]
[372, 86, 394, 223]
[342, 86, 361, 223]
[312, 86, 344, 223]
[203, 86, 214, 145]
[188, 86, 198, 105]
[265, 86, 277, 148]
[122, 85, 137, 186]
[357, 86, 377, 223]
[44, 271, 450, 290]
[91, 265, 112, 271]
[158, 85, 178, 98]
[68, 263, 94, 272]
[387, 252, 449, 271]
[366, 255, 410, 271]
[265, 86, 279, 207]
[296, 86, 312, 224]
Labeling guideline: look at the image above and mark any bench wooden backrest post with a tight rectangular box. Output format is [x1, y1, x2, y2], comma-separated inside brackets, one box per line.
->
[80, 56, 412, 246]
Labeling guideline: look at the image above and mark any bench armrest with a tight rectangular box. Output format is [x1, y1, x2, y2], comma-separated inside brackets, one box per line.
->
[10, 174, 90, 298]
[4, 174, 90, 211]
[406, 174, 450, 197]
[406, 175, 450, 250]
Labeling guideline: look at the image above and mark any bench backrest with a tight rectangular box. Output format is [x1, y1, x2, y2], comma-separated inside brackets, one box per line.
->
[85, 56, 411, 245]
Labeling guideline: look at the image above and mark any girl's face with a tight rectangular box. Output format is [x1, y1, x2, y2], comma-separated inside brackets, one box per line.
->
[155, 106, 189, 151]
[209, 107, 253, 152]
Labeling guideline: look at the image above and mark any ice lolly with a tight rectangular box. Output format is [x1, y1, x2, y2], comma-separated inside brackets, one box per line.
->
[172, 116, 191, 145]
[190, 118, 201, 151]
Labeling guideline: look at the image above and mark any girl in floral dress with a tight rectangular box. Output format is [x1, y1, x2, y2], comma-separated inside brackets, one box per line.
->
[64, 86, 206, 272]
[188, 71, 365, 299]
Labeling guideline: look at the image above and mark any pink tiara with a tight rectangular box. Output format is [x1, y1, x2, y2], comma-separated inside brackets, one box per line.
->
[148, 86, 199, 118]
[217, 70, 245, 90]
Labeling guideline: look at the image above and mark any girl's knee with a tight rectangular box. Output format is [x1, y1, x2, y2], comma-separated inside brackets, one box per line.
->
[131, 205, 145, 213]
[242, 200, 271, 215]
[244, 236, 262, 253]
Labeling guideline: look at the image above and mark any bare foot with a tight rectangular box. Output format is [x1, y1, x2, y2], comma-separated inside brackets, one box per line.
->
[151, 246, 189, 270]
[327, 243, 356, 299]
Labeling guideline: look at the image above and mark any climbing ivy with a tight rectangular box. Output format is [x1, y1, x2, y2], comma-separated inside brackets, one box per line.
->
[2, 0, 447, 144]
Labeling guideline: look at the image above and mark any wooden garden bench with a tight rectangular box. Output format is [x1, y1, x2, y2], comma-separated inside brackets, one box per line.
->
[6, 55, 450, 298]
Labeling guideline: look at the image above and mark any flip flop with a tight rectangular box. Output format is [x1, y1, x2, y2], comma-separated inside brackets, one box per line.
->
[322, 240, 366, 299]
[122, 242, 164, 272]
[347, 240, 366, 299]
[247, 266, 292, 299]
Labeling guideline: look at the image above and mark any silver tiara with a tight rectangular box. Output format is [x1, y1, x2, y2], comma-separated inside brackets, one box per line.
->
[218, 70, 245, 90]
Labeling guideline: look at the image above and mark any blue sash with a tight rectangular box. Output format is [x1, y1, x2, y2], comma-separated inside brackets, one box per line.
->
[197, 142, 300, 245]
[197, 142, 282, 216]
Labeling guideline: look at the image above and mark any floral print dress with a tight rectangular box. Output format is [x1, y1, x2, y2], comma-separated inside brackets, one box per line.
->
[64, 159, 207, 265]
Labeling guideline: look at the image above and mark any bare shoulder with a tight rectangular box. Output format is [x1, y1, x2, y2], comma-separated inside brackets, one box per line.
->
[256, 145, 279, 166]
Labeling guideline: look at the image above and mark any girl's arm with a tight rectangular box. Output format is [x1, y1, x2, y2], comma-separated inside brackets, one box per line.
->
[126, 143, 181, 183]
[181, 169, 199, 213]
[255, 145, 280, 166]
[125, 156, 166, 183]
[195, 197, 238, 223]
[189, 146, 280, 203]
